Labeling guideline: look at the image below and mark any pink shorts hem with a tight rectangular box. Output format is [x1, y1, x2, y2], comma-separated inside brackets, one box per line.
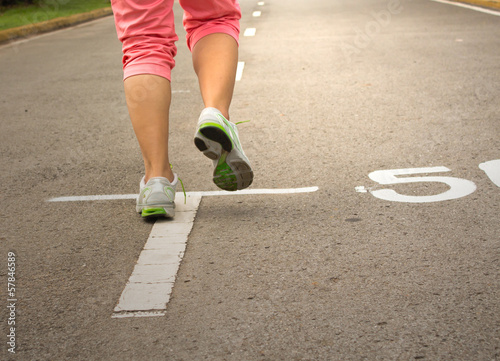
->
[188, 24, 240, 51]
[112, 0, 241, 80]
[123, 64, 172, 82]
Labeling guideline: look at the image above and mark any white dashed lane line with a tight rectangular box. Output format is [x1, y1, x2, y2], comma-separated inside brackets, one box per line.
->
[236, 61, 245, 81]
[244, 28, 256, 37]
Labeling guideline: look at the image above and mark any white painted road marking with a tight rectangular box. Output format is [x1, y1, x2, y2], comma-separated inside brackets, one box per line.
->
[355, 186, 368, 193]
[479, 160, 500, 187]
[244, 28, 257, 37]
[368, 167, 477, 203]
[430, 0, 500, 16]
[236, 61, 245, 81]
[361, 161, 499, 203]
[252, 11, 262, 17]
[112, 194, 201, 318]
[48, 194, 138, 202]
[47, 187, 319, 317]
[187, 187, 319, 197]
[47, 187, 319, 202]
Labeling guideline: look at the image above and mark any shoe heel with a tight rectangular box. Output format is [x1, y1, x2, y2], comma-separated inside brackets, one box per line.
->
[141, 207, 175, 218]
[195, 133, 222, 160]
[200, 126, 233, 152]
[194, 137, 208, 152]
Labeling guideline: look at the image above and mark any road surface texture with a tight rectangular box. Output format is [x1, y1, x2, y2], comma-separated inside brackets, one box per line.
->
[1, 0, 499, 360]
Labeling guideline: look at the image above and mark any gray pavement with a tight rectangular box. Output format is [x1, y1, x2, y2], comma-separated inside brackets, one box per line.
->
[1, 0, 499, 360]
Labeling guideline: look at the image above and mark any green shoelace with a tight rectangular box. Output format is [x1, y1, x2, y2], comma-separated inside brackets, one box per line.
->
[171, 164, 186, 204]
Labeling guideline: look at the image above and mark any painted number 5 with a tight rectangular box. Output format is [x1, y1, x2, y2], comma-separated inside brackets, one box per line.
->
[479, 160, 500, 187]
[368, 167, 477, 203]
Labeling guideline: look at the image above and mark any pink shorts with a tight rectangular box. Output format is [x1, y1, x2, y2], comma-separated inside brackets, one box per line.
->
[111, 0, 241, 81]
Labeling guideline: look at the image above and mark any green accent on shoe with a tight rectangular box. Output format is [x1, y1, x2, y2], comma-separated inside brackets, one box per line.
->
[141, 208, 167, 217]
[170, 163, 186, 204]
[194, 108, 253, 191]
[213, 151, 237, 191]
[199, 121, 225, 130]
[178, 177, 186, 204]
[215, 114, 241, 149]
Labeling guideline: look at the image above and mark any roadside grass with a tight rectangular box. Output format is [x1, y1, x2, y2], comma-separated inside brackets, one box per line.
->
[0, 0, 111, 31]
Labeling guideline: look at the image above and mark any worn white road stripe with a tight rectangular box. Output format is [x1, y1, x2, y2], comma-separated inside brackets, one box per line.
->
[244, 28, 256, 36]
[48, 187, 319, 318]
[430, 0, 500, 16]
[252, 10, 262, 17]
[112, 194, 202, 318]
[47, 187, 319, 202]
[236, 61, 245, 81]
[48, 194, 138, 202]
[257, 1, 265, 5]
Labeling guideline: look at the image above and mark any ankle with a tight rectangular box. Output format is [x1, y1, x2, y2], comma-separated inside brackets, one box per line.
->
[145, 169, 175, 184]
[204, 105, 230, 120]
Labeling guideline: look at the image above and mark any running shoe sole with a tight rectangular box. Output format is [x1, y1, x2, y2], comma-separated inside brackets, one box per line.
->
[195, 125, 253, 191]
[137, 205, 175, 218]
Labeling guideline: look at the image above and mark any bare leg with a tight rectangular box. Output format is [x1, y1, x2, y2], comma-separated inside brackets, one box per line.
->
[192, 33, 238, 119]
[192, 33, 253, 191]
[124, 34, 237, 184]
[124, 74, 174, 183]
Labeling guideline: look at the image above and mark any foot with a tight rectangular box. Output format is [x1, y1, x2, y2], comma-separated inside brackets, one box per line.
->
[136, 176, 177, 218]
[194, 108, 253, 191]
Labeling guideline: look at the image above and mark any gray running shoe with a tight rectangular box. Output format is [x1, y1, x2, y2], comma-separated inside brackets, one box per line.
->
[136, 176, 177, 218]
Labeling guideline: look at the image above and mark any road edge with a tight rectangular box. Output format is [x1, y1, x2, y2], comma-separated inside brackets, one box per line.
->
[453, 0, 500, 9]
[0, 7, 113, 45]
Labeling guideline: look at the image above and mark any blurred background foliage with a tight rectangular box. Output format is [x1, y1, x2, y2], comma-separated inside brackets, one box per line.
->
[0, 0, 110, 30]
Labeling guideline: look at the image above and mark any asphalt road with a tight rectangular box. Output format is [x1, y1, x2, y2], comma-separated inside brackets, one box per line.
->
[1, 0, 499, 360]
